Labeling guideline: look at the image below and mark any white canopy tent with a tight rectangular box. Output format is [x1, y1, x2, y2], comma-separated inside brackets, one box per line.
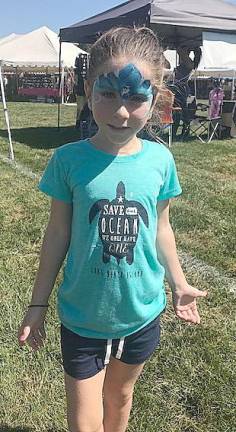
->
[0, 26, 86, 160]
[164, 32, 236, 101]
[0, 33, 20, 46]
[165, 32, 236, 77]
[198, 32, 236, 71]
[0, 26, 86, 68]
[194, 32, 236, 88]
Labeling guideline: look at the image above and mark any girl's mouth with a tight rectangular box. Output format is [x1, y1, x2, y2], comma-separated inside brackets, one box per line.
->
[108, 124, 130, 131]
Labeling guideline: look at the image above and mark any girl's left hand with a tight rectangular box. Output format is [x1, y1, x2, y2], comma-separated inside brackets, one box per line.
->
[172, 285, 207, 324]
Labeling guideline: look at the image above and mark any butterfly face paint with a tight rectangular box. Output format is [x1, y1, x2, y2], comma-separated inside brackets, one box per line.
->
[93, 63, 155, 117]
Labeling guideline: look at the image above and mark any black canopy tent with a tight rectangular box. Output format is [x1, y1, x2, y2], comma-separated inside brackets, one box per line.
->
[58, 0, 236, 129]
[60, 0, 236, 49]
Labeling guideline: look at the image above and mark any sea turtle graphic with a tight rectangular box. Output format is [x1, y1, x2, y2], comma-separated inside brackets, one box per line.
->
[89, 182, 149, 265]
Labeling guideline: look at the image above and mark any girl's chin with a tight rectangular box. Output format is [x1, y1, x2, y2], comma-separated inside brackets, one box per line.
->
[105, 131, 135, 145]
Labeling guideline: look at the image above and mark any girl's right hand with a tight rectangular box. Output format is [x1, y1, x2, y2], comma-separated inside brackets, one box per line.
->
[18, 307, 48, 351]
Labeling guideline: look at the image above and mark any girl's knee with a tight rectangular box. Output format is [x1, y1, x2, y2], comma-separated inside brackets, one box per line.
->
[104, 386, 134, 408]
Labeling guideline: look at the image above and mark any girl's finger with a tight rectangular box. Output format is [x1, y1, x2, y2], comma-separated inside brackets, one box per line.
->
[27, 334, 41, 351]
[187, 309, 198, 324]
[176, 310, 190, 322]
[193, 289, 208, 298]
[18, 326, 31, 346]
[192, 308, 201, 324]
[184, 309, 196, 323]
[38, 326, 46, 340]
[32, 331, 45, 347]
[176, 309, 196, 324]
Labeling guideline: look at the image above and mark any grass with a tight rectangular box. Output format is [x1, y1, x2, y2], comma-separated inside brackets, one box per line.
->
[172, 140, 236, 275]
[0, 102, 79, 173]
[0, 102, 236, 432]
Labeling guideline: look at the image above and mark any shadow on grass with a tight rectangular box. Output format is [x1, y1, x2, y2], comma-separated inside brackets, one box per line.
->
[0, 126, 202, 150]
[0, 426, 32, 432]
[0, 426, 65, 432]
[0, 127, 80, 149]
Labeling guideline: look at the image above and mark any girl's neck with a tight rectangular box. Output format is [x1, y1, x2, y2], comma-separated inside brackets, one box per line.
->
[89, 133, 142, 156]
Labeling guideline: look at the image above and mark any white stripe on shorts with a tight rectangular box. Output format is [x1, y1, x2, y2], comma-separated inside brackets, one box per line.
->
[115, 337, 125, 360]
[104, 339, 112, 365]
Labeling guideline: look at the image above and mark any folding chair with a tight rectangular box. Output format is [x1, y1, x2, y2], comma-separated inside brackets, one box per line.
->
[155, 89, 175, 147]
[190, 88, 224, 143]
[138, 89, 175, 147]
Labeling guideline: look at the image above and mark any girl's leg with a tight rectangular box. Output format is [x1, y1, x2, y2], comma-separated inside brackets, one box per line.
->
[65, 369, 106, 432]
[103, 356, 145, 432]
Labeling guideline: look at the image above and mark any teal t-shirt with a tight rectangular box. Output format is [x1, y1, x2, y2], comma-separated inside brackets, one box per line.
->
[38, 139, 182, 339]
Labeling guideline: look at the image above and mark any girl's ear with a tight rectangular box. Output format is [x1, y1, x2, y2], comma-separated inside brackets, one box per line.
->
[147, 109, 153, 120]
[84, 80, 92, 98]
[147, 88, 158, 119]
[84, 80, 92, 110]
[152, 86, 159, 106]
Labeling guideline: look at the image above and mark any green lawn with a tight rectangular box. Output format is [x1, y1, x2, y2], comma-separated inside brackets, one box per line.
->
[0, 102, 236, 432]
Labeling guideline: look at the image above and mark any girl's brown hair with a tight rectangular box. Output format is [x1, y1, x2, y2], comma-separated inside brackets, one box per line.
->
[87, 26, 165, 87]
[87, 26, 169, 140]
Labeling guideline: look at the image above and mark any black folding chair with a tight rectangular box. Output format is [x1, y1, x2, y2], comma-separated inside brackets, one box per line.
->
[189, 102, 223, 143]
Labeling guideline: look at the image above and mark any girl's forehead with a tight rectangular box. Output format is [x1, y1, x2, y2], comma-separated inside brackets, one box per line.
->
[96, 57, 153, 81]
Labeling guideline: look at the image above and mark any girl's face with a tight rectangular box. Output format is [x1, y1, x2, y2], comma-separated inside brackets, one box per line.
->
[85, 57, 157, 146]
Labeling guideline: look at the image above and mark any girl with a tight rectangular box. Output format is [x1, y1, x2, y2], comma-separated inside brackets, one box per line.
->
[18, 27, 207, 432]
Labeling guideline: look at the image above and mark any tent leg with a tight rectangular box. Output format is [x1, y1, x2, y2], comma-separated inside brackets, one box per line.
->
[57, 41, 62, 129]
[61, 67, 65, 104]
[194, 74, 197, 99]
[231, 73, 235, 100]
[0, 63, 14, 160]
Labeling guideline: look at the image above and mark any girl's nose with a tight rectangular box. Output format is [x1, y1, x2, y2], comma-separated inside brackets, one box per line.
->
[114, 101, 130, 121]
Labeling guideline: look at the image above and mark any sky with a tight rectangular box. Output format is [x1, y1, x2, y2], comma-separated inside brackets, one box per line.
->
[0, 0, 124, 38]
[1, 0, 236, 39]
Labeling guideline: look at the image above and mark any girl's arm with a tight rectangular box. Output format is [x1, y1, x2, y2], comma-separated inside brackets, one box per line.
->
[18, 198, 72, 350]
[30, 198, 72, 305]
[156, 200, 207, 324]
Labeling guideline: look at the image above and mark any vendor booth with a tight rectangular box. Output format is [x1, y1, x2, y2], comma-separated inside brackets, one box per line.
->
[59, 0, 236, 141]
[0, 26, 86, 102]
[0, 26, 87, 159]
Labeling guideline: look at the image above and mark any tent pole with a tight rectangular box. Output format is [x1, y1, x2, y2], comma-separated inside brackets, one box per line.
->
[0, 62, 14, 160]
[57, 40, 62, 129]
[231, 72, 235, 100]
[194, 73, 197, 99]
[61, 66, 65, 104]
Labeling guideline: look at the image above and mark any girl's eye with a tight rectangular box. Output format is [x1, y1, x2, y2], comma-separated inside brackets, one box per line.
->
[129, 95, 149, 103]
[101, 91, 116, 99]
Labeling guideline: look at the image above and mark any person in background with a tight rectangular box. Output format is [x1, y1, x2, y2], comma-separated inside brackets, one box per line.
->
[75, 71, 87, 126]
[208, 80, 224, 119]
[171, 46, 202, 139]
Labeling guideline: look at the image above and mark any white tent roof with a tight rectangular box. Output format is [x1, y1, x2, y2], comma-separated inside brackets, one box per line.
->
[195, 32, 236, 77]
[0, 33, 20, 46]
[0, 26, 86, 68]
[164, 50, 177, 69]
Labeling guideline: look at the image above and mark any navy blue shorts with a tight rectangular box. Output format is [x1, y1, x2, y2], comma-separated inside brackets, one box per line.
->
[60, 315, 161, 380]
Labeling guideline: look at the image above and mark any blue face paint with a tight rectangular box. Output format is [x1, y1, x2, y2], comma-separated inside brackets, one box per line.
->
[93, 63, 154, 102]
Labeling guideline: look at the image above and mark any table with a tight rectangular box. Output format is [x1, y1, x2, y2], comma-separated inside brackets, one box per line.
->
[18, 88, 59, 98]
